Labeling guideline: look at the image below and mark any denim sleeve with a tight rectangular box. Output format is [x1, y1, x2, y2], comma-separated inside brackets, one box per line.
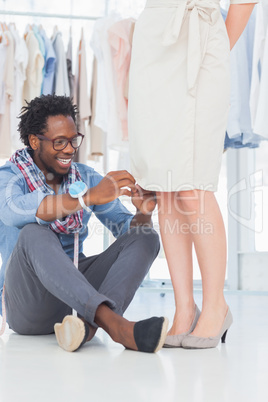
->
[93, 199, 133, 238]
[0, 164, 49, 229]
[80, 165, 134, 238]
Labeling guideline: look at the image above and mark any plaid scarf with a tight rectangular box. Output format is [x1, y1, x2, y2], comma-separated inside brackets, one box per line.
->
[10, 148, 83, 234]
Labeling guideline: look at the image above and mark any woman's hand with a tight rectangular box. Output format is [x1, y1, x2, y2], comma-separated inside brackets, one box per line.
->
[131, 185, 157, 215]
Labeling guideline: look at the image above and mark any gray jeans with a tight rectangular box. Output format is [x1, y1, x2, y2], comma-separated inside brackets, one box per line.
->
[4, 223, 160, 335]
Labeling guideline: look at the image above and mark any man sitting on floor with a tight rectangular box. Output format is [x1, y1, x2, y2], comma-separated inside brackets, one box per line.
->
[0, 94, 168, 353]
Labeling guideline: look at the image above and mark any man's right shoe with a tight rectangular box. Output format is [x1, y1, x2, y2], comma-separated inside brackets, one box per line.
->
[133, 316, 169, 353]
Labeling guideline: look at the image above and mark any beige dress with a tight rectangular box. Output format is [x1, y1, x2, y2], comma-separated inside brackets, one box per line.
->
[23, 31, 44, 104]
[128, 0, 257, 192]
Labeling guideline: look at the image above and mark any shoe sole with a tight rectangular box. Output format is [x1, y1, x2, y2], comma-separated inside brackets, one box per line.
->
[54, 315, 85, 352]
[154, 317, 169, 353]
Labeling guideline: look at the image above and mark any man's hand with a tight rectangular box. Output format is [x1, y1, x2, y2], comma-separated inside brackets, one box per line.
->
[131, 185, 157, 215]
[87, 170, 136, 205]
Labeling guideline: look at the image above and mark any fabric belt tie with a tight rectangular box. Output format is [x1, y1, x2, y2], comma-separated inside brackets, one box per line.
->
[161, 0, 219, 91]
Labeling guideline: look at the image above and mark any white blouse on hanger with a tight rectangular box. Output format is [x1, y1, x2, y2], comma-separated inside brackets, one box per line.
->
[0, 42, 7, 116]
[74, 29, 91, 164]
[52, 30, 70, 97]
[9, 25, 28, 150]
[252, 0, 268, 139]
[91, 16, 128, 152]
[0, 31, 14, 158]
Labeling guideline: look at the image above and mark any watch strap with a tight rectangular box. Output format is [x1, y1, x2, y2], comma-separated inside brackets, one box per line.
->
[78, 195, 91, 213]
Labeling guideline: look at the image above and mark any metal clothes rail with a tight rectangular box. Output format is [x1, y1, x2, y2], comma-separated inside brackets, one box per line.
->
[0, 10, 101, 20]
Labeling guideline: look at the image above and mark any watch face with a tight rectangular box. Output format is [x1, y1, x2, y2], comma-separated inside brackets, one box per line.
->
[69, 181, 87, 198]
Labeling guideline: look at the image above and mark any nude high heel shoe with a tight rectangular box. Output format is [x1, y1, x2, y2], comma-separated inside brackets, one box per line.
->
[163, 304, 201, 348]
[181, 307, 233, 349]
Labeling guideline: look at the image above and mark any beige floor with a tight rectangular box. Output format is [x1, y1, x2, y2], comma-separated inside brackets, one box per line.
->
[1, 289, 268, 402]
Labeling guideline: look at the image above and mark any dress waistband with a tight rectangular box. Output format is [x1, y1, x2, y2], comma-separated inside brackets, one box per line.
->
[144, 0, 221, 92]
[146, 0, 220, 7]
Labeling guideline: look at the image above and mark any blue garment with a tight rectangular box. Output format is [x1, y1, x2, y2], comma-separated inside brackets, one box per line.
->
[224, 133, 260, 149]
[33, 25, 46, 58]
[0, 160, 133, 314]
[221, 8, 261, 150]
[39, 28, 56, 95]
[33, 25, 46, 85]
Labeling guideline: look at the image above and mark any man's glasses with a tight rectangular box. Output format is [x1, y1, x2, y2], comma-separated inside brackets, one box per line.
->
[35, 133, 84, 151]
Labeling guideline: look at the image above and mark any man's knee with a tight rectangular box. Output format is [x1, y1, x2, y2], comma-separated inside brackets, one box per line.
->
[18, 223, 52, 247]
[131, 226, 160, 258]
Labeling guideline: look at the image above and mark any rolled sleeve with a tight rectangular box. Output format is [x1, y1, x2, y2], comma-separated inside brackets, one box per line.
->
[78, 163, 134, 238]
[93, 200, 133, 238]
[0, 163, 49, 229]
[35, 216, 54, 226]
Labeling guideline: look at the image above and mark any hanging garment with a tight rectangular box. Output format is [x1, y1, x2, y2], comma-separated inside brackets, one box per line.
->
[74, 29, 91, 163]
[52, 30, 70, 96]
[90, 15, 128, 152]
[129, 0, 236, 192]
[39, 27, 56, 95]
[23, 30, 44, 103]
[250, 1, 268, 127]
[253, 1, 268, 140]
[222, 7, 262, 149]
[0, 41, 7, 115]
[108, 18, 136, 141]
[224, 133, 260, 150]
[89, 57, 105, 157]
[9, 24, 28, 150]
[33, 25, 46, 62]
[0, 31, 14, 158]
[66, 31, 75, 99]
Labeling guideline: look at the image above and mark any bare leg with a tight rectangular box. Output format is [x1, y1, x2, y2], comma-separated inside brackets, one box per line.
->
[94, 304, 137, 350]
[157, 192, 196, 335]
[178, 190, 228, 337]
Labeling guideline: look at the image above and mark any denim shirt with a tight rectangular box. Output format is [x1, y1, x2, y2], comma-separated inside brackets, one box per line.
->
[0, 160, 133, 314]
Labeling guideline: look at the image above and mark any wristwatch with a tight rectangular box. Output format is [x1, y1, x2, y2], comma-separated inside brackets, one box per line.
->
[69, 181, 91, 212]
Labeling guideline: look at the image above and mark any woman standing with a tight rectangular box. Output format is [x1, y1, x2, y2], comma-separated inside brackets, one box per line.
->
[128, 0, 258, 348]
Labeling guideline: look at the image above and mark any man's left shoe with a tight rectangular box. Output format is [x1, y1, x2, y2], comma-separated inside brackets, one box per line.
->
[54, 315, 89, 352]
[133, 316, 169, 353]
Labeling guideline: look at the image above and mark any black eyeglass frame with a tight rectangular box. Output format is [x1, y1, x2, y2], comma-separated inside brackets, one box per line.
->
[35, 133, 84, 151]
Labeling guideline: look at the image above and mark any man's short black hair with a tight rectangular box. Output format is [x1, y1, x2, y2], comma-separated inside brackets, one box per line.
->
[18, 94, 78, 147]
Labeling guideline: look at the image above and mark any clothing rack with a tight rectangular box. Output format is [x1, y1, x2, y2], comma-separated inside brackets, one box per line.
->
[0, 10, 101, 20]
[0, 0, 110, 20]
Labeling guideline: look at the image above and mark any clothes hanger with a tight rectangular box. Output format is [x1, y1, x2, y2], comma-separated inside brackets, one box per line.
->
[24, 23, 32, 40]
[8, 22, 16, 31]
[0, 22, 3, 43]
[52, 25, 59, 40]
[0, 21, 9, 45]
